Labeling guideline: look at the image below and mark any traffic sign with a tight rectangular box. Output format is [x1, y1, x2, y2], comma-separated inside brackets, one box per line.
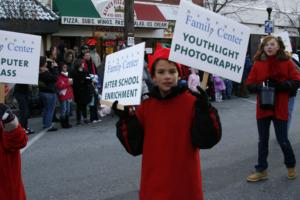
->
[265, 20, 274, 33]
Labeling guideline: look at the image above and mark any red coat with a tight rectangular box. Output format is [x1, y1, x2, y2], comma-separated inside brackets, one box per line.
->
[136, 91, 203, 200]
[0, 124, 28, 200]
[246, 57, 300, 120]
[56, 73, 74, 101]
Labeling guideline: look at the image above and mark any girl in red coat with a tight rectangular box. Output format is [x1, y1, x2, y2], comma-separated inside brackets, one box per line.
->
[0, 103, 28, 200]
[246, 35, 300, 182]
[56, 62, 74, 128]
[112, 47, 221, 200]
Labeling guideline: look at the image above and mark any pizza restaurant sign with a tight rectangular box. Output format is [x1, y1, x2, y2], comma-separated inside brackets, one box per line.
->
[61, 0, 168, 28]
[95, 0, 125, 19]
[62, 16, 168, 28]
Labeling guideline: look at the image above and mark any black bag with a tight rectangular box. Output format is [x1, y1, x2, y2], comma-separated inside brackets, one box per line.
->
[259, 86, 275, 110]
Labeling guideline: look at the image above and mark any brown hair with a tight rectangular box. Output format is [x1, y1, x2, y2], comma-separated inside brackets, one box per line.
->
[74, 59, 83, 70]
[39, 56, 47, 67]
[64, 49, 75, 63]
[253, 35, 290, 61]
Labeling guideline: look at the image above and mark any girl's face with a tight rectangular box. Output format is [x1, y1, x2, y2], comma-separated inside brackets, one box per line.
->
[153, 59, 179, 97]
[190, 68, 198, 74]
[263, 38, 280, 56]
[84, 52, 91, 60]
[79, 63, 85, 70]
[66, 54, 73, 63]
[62, 65, 68, 72]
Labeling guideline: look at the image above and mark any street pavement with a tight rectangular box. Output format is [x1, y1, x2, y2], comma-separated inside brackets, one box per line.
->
[22, 94, 300, 200]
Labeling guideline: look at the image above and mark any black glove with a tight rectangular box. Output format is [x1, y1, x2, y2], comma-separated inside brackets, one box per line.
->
[247, 83, 263, 93]
[112, 101, 130, 118]
[268, 79, 294, 92]
[192, 86, 210, 112]
[267, 78, 278, 88]
[0, 103, 15, 124]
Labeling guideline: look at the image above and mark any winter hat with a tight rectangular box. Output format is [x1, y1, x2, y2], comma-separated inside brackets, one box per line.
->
[81, 45, 89, 51]
[148, 47, 181, 77]
[87, 38, 97, 46]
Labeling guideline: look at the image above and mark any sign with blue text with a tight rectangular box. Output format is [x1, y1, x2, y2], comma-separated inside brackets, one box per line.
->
[0, 30, 41, 84]
[102, 42, 145, 105]
[169, 1, 251, 82]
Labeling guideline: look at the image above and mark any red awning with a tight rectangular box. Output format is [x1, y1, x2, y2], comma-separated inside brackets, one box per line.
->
[134, 3, 166, 22]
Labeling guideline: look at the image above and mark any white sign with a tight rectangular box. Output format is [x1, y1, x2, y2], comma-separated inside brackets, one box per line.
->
[127, 37, 135, 47]
[92, 0, 125, 19]
[61, 17, 168, 28]
[274, 31, 292, 53]
[169, 1, 251, 83]
[102, 42, 145, 105]
[145, 48, 153, 54]
[0, 30, 41, 84]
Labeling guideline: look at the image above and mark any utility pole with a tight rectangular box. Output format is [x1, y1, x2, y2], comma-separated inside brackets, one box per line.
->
[266, 7, 272, 35]
[124, 0, 135, 47]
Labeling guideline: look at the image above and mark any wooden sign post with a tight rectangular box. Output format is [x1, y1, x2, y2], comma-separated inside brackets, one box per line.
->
[0, 83, 4, 103]
[200, 72, 209, 90]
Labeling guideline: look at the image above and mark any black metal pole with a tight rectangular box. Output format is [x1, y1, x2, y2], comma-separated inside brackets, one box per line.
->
[124, 0, 135, 46]
[266, 7, 272, 35]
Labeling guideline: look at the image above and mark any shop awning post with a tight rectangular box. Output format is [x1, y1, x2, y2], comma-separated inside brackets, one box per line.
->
[124, 0, 135, 47]
[0, 83, 5, 103]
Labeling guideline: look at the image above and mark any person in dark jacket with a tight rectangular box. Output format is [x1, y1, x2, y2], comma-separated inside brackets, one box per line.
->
[46, 46, 60, 123]
[0, 103, 28, 200]
[246, 35, 300, 182]
[112, 48, 221, 200]
[14, 84, 34, 134]
[72, 59, 92, 124]
[38, 56, 58, 131]
[64, 49, 75, 74]
[83, 51, 100, 122]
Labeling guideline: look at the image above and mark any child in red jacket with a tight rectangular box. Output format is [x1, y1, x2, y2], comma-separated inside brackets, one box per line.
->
[0, 103, 28, 200]
[246, 35, 300, 182]
[112, 47, 221, 200]
[56, 62, 74, 128]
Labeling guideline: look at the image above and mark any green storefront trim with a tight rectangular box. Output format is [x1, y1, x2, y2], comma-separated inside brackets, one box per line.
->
[53, 0, 100, 18]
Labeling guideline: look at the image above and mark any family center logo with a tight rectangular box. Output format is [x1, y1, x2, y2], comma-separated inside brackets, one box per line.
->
[0, 30, 41, 85]
[169, 0, 250, 82]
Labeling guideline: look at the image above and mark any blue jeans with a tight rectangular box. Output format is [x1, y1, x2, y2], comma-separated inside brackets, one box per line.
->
[288, 96, 296, 131]
[39, 92, 57, 128]
[255, 117, 296, 172]
[60, 100, 71, 118]
[224, 79, 232, 98]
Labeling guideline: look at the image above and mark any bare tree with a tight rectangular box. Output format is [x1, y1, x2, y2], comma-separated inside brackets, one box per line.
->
[204, 0, 257, 22]
[272, 0, 300, 36]
[204, 0, 254, 13]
